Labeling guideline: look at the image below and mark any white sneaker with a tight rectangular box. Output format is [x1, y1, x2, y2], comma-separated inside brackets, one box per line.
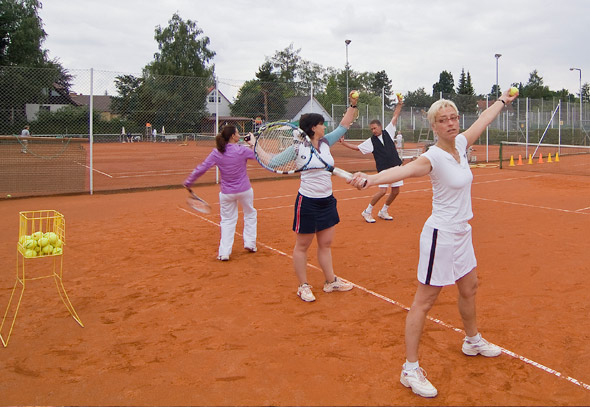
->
[245, 246, 257, 253]
[378, 210, 393, 220]
[297, 283, 316, 302]
[361, 210, 376, 223]
[323, 276, 354, 293]
[217, 255, 229, 261]
[462, 335, 502, 357]
[400, 367, 438, 398]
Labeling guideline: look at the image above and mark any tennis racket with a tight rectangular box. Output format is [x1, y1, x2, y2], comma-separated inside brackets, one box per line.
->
[253, 122, 354, 181]
[186, 188, 212, 213]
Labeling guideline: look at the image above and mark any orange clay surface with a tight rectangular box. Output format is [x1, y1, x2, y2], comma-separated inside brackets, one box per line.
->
[0, 167, 589, 406]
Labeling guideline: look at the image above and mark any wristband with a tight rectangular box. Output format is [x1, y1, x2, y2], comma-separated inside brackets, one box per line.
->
[350, 105, 358, 108]
[498, 99, 506, 105]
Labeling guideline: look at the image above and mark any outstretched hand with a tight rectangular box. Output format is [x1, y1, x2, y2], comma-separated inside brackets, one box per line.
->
[348, 172, 370, 190]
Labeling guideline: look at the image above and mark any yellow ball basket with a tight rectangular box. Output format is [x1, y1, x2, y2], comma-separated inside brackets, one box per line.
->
[0, 210, 83, 347]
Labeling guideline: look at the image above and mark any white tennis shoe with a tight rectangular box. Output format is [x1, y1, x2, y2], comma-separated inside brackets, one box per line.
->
[297, 283, 316, 302]
[400, 367, 438, 398]
[378, 209, 393, 220]
[217, 255, 229, 261]
[323, 276, 353, 293]
[361, 210, 376, 223]
[462, 335, 502, 357]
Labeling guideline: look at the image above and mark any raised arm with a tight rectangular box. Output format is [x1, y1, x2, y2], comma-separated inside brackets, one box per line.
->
[463, 88, 518, 147]
[391, 99, 403, 126]
[349, 155, 432, 190]
[338, 137, 360, 151]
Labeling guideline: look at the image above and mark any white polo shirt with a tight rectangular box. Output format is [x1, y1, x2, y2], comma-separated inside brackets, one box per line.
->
[357, 123, 396, 154]
[422, 134, 473, 232]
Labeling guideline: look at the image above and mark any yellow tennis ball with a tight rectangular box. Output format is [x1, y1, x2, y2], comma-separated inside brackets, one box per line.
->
[53, 247, 63, 255]
[24, 249, 36, 258]
[42, 244, 53, 255]
[509, 86, 519, 96]
[39, 237, 49, 247]
[34, 245, 41, 253]
[31, 231, 43, 240]
[351, 91, 359, 99]
[24, 239, 37, 249]
[396, 92, 403, 101]
[47, 232, 58, 245]
[54, 238, 63, 248]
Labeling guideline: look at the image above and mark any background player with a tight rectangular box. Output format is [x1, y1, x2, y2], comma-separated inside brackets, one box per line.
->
[339, 98, 404, 222]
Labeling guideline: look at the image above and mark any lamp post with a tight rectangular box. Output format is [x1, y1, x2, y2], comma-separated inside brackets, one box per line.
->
[570, 67, 582, 135]
[494, 53, 502, 99]
[345, 39, 351, 105]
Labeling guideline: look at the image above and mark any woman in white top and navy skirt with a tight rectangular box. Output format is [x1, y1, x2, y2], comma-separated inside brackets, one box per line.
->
[348, 89, 519, 398]
[293, 92, 360, 303]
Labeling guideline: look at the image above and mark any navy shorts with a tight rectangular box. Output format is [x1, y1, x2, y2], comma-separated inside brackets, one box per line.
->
[293, 193, 339, 234]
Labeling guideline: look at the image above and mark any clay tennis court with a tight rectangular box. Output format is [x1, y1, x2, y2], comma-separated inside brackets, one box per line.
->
[0, 160, 589, 405]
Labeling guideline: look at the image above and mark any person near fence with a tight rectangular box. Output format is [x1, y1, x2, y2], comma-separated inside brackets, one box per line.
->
[339, 100, 405, 223]
[183, 125, 257, 261]
[290, 92, 361, 302]
[19, 125, 30, 153]
[347, 89, 518, 398]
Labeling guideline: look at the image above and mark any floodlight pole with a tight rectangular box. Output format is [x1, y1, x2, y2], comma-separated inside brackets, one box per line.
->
[494, 54, 502, 99]
[345, 39, 351, 105]
[570, 67, 582, 136]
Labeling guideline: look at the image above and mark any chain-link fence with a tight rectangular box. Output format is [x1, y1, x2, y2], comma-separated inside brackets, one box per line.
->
[1, 66, 589, 197]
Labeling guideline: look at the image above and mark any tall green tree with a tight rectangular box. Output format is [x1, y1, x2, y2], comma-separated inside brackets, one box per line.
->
[146, 13, 215, 77]
[0, 0, 47, 66]
[371, 70, 393, 107]
[132, 13, 216, 132]
[520, 69, 552, 99]
[269, 43, 301, 84]
[231, 62, 286, 122]
[403, 87, 435, 108]
[432, 70, 455, 96]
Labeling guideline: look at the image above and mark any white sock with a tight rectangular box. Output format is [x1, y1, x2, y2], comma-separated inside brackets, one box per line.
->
[365, 204, 373, 213]
[403, 360, 419, 371]
[381, 204, 389, 212]
[466, 333, 482, 343]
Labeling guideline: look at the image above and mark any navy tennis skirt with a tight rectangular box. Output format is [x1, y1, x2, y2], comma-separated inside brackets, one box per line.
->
[292, 192, 339, 233]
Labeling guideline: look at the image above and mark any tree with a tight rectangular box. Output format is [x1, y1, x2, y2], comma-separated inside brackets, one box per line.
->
[520, 69, 552, 99]
[371, 70, 393, 107]
[489, 84, 501, 98]
[231, 62, 286, 122]
[145, 13, 215, 78]
[269, 43, 302, 84]
[455, 68, 477, 113]
[581, 82, 590, 103]
[403, 87, 435, 108]
[432, 70, 455, 96]
[0, 0, 47, 66]
[132, 13, 216, 132]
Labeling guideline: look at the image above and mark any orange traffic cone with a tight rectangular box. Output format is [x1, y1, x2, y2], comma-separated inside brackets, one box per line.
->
[547, 153, 553, 163]
[528, 154, 533, 164]
[555, 152, 560, 162]
[517, 154, 523, 165]
[509, 155, 515, 166]
[538, 153, 544, 164]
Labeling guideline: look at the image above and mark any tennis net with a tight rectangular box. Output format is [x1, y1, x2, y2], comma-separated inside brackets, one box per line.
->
[499, 141, 590, 176]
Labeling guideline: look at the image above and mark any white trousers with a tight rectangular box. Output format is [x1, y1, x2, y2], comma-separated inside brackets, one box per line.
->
[218, 187, 257, 257]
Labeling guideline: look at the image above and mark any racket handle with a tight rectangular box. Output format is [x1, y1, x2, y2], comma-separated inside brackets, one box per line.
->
[332, 167, 368, 188]
[332, 167, 353, 181]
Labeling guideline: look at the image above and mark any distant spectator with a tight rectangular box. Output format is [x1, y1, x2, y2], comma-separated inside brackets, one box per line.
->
[126, 132, 133, 143]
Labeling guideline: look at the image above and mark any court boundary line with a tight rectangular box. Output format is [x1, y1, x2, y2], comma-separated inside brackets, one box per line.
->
[178, 206, 590, 393]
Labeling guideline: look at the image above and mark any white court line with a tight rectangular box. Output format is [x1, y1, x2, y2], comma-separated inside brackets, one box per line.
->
[75, 162, 113, 178]
[179, 206, 590, 392]
[473, 196, 590, 215]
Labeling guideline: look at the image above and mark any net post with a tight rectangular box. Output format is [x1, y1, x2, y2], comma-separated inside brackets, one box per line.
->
[89, 67, 94, 195]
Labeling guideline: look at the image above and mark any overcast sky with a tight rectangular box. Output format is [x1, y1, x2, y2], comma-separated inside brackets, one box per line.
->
[38, 0, 588, 100]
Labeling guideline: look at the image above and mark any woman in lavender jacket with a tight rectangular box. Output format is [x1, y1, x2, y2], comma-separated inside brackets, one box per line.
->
[184, 125, 257, 261]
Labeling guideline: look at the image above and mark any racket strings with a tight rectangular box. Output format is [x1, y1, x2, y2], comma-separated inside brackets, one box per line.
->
[255, 125, 307, 173]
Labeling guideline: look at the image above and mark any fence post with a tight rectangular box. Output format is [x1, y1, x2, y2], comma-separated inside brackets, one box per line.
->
[89, 68, 94, 195]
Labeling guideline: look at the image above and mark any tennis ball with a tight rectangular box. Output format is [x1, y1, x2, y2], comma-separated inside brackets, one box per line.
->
[38, 237, 49, 247]
[24, 249, 36, 258]
[31, 231, 43, 240]
[34, 245, 41, 253]
[47, 232, 58, 245]
[54, 238, 63, 248]
[6, 194, 11, 198]
[24, 239, 37, 250]
[53, 247, 63, 255]
[509, 86, 519, 96]
[396, 92, 403, 101]
[42, 244, 53, 255]
[351, 91, 359, 99]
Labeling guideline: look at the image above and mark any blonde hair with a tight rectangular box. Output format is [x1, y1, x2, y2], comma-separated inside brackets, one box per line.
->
[427, 99, 459, 126]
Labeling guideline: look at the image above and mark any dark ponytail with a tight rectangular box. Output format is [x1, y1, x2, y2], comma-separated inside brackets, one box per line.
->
[216, 125, 236, 153]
